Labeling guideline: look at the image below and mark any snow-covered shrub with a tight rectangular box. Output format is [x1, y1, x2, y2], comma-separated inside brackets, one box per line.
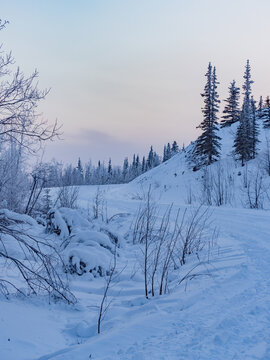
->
[46, 207, 90, 239]
[46, 207, 118, 277]
[65, 231, 116, 277]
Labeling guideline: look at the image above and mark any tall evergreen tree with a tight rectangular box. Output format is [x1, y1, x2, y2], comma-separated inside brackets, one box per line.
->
[132, 154, 136, 168]
[257, 96, 264, 121]
[234, 114, 249, 166]
[171, 140, 179, 155]
[108, 158, 112, 176]
[141, 156, 146, 173]
[135, 155, 140, 172]
[153, 151, 161, 167]
[84, 161, 92, 184]
[77, 158, 83, 174]
[250, 97, 260, 159]
[166, 143, 171, 159]
[162, 145, 167, 162]
[221, 80, 240, 127]
[234, 60, 254, 165]
[147, 146, 154, 170]
[129, 154, 137, 178]
[76, 157, 84, 184]
[192, 63, 221, 167]
[122, 158, 129, 181]
[263, 96, 270, 128]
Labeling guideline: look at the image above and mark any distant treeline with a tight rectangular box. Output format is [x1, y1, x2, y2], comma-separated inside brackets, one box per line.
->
[46, 140, 183, 187]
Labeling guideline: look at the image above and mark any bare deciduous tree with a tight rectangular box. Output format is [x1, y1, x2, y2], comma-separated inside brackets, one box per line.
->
[97, 244, 117, 334]
[0, 20, 61, 212]
[200, 163, 234, 207]
[92, 187, 106, 220]
[242, 168, 265, 209]
[0, 20, 60, 152]
[151, 204, 172, 296]
[179, 206, 211, 266]
[56, 185, 79, 209]
[25, 163, 53, 215]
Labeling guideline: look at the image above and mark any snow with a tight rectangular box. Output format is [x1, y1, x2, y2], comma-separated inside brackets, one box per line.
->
[26, 205, 269, 360]
[1, 124, 270, 359]
[0, 208, 38, 226]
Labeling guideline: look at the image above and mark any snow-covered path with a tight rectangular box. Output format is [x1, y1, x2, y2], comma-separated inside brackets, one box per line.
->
[31, 204, 270, 360]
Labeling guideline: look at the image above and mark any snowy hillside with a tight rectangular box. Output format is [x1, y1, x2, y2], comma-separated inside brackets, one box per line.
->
[1, 123, 270, 360]
[123, 122, 270, 208]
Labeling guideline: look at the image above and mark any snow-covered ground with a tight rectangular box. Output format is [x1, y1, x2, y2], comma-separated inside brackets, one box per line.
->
[1, 125, 270, 360]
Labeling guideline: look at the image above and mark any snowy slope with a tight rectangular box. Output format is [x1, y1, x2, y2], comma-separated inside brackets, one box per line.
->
[1, 123, 270, 360]
[121, 122, 270, 208]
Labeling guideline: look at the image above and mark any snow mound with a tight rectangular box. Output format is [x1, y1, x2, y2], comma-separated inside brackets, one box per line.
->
[65, 230, 115, 277]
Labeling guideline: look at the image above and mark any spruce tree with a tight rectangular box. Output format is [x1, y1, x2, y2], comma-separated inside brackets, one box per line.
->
[263, 96, 270, 128]
[122, 158, 129, 182]
[234, 118, 247, 166]
[250, 97, 260, 159]
[147, 146, 154, 170]
[166, 143, 171, 159]
[234, 60, 254, 165]
[153, 151, 161, 167]
[171, 140, 179, 155]
[108, 158, 112, 176]
[135, 155, 140, 169]
[141, 156, 146, 173]
[76, 157, 84, 184]
[221, 80, 240, 127]
[192, 63, 221, 167]
[132, 154, 136, 168]
[257, 96, 264, 121]
[162, 145, 167, 162]
[130, 154, 137, 178]
[85, 162, 91, 184]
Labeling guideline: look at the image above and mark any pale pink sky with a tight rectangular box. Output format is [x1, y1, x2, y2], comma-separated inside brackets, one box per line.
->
[1, 0, 270, 165]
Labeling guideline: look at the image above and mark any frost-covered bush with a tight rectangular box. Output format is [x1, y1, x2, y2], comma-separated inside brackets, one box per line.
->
[46, 207, 118, 277]
[66, 230, 115, 277]
[46, 207, 90, 239]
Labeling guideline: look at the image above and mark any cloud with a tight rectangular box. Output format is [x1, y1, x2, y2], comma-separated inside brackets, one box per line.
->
[44, 129, 142, 165]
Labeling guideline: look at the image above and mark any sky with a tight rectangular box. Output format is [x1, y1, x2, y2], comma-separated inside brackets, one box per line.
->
[1, 0, 270, 165]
